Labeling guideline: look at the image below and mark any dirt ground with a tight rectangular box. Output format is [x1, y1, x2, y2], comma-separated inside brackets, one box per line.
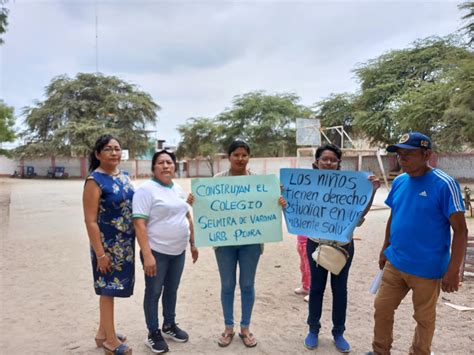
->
[1, 177, 473, 355]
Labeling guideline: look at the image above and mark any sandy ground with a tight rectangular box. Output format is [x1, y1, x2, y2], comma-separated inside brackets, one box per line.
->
[1, 177, 473, 355]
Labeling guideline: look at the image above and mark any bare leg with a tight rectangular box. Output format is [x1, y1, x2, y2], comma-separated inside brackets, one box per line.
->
[99, 296, 121, 349]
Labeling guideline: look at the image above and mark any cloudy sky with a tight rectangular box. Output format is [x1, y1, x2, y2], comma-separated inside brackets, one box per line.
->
[0, 0, 464, 147]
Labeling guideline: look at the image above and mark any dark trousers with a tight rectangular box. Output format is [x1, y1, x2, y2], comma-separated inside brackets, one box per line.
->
[141, 250, 185, 333]
[306, 239, 354, 336]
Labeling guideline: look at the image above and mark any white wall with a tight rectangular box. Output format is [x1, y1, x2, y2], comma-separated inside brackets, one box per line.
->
[1, 153, 473, 181]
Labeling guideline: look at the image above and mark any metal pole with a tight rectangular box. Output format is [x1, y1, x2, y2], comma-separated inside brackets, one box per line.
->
[95, 0, 99, 73]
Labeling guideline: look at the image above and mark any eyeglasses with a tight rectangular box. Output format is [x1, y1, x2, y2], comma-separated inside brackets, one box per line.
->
[317, 157, 340, 164]
[102, 147, 122, 153]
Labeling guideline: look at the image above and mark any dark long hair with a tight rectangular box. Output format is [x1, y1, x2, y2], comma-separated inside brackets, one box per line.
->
[88, 134, 121, 172]
[313, 143, 342, 170]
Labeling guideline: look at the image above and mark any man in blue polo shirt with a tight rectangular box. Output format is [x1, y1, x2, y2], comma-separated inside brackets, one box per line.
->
[370, 132, 468, 355]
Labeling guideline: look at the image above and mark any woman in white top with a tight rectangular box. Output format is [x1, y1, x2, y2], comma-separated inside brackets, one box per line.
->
[133, 149, 198, 354]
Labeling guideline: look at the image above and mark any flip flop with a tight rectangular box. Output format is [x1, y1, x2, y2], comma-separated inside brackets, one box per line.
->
[103, 343, 132, 355]
[95, 333, 127, 348]
[239, 332, 257, 348]
[217, 331, 235, 347]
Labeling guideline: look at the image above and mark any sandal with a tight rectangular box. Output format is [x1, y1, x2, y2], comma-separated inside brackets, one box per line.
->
[239, 332, 257, 348]
[103, 342, 132, 355]
[95, 333, 127, 348]
[217, 331, 235, 347]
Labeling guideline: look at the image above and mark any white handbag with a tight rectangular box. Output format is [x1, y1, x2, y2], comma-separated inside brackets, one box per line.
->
[312, 243, 349, 275]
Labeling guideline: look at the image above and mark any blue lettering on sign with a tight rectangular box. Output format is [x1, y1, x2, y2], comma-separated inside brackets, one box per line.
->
[209, 231, 227, 242]
[210, 200, 263, 211]
[289, 173, 311, 185]
[196, 183, 251, 197]
[321, 221, 350, 234]
[198, 216, 237, 229]
[249, 214, 277, 224]
[317, 173, 357, 190]
[233, 228, 262, 241]
[191, 174, 283, 247]
[280, 168, 373, 243]
[322, 188, 367, 206]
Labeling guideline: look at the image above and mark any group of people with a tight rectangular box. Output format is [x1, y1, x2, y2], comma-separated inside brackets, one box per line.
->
[83, 132, 468, 355]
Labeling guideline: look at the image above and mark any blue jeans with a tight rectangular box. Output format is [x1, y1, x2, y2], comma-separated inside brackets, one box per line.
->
[141, 250, 185, 332]
[215, 244, 261, 328]
[306, 239, 354, 336]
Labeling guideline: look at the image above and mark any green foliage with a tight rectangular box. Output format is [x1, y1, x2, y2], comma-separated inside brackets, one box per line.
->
[434, 57, 474, 147]
[313, 93, 355, 146]
[459, 1, 474, 47]
[352, 36, 473, 151]
[0, 1, 8, 45]
[0, 100, 15, 144]
[217, 91, 314, 157]
[18, 73, 160, 158]
[176, 117, 222, 175]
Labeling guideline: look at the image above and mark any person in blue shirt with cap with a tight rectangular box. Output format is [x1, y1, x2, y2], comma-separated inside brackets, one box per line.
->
[369, 132, 468, 355]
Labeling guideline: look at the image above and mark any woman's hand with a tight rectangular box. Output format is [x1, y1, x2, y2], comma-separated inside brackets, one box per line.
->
[97, 254, 112, 274]
[368, 175, 381, 191]
[191, 245, 199, 263]
[187, 193, 195, 206]
[143, 253, 157, 277]
[278, 196, 287, 209]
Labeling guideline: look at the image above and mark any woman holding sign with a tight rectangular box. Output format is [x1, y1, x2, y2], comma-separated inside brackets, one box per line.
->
[213, 140, 260, 348]
[132, 149, 198, 354]
[188, 139, 285, 348]
[304, 144, 380, 353]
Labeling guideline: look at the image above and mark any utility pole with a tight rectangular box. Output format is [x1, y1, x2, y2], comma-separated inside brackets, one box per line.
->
[94, 0, 99, 73]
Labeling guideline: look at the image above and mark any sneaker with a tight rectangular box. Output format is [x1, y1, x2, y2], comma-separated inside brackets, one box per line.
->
[334, 334, 350, 353]
[145, 330, 169, 353]
[294, 287, 309, 295]
[162, 323, 189, 343]
[304, 331, 318, 350]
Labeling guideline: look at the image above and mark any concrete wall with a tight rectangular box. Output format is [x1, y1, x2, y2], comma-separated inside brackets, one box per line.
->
[436, 154, 474, 181]
[185, 153, 474, 181]
[1, 153, 473, 181]
[0, 156, 16, 175]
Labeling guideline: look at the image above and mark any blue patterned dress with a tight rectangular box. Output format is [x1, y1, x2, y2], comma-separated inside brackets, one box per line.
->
[87, 171, 135, 297]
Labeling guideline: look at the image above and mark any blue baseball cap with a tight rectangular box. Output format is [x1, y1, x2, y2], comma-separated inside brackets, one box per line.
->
[386, 132, 432, 152]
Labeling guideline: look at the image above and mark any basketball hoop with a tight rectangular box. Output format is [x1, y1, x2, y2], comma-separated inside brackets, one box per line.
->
[296, 118, 321, 146]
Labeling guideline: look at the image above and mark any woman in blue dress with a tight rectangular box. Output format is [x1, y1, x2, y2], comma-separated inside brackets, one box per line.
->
[83, 134, 135, 355]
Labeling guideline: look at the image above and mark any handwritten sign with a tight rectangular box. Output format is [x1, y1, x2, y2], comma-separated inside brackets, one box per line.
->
[191, 175, 283, 247]
[280, 168, 373, 243]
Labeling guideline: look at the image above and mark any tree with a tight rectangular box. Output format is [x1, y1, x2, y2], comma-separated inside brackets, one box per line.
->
[217, 91, 314, 157]
[313, 93, 355, 147]
[0, 100, 15, 156]
[435, 57, 474, 147]
[353, 36, 473, 150]
[0, 0, 8, 45]
[18, 73, 160, 158]
[176, 117, 222, 176]
[459, 1, 474, 47]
